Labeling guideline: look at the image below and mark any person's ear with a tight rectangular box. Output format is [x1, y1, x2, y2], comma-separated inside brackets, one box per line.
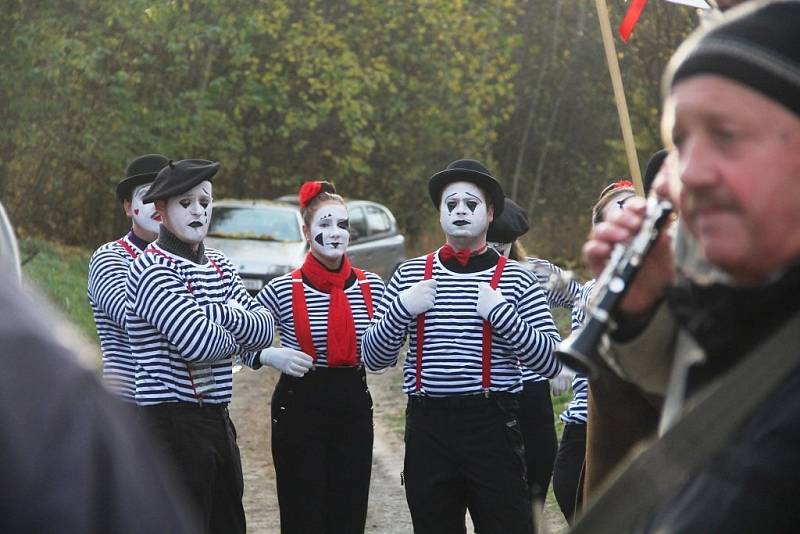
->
[302, 223, 310, 242]
[154, 200, 167, 221]
[487, 205, 495, 224]
[123, 199, 133, 218]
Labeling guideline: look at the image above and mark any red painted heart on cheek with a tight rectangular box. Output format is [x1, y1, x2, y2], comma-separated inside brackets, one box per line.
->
[134, 208, 139, 215]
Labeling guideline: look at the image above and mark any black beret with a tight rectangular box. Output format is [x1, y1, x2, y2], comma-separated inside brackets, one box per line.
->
[428, 159, 505, 217]
[487, 198, 529, 243]
[666, 0, 800, 118]
[115, 154, 170, 202]
[142, 159, 220, 204]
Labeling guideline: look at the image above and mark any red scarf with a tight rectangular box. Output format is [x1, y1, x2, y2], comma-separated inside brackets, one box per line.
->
[299, 253, 357, 367]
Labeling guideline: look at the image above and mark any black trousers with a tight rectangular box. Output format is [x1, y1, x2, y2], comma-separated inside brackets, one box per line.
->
[552, 422, 586, 524]
[139, 402, 245, 534]
[271, 366, 374, 534]
[403, 393, 533, 534]
[518, 379, 558, 503]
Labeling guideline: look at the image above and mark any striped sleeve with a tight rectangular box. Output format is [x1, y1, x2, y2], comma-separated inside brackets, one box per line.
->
[129, 262, 240, 362]
[560, 279, 595, 424]
[527, 257, 582, 310]
[487, 268, 562, 377]
[88, 247, 129, 328]
[361, 261, 416, 371]
[209, 252, 275, 367]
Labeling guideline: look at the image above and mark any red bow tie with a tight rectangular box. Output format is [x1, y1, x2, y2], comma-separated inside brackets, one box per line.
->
[439, 244, 472, 266]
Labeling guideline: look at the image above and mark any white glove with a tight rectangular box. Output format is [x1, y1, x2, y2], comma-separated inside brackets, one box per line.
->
[226, 298, 245, 311]
[476, 282, 506, 320]
[399, 279, 437, 317]
[260, 347, 314, 377]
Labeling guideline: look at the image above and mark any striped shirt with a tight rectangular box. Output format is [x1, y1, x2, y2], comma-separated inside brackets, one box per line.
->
[257, 270, 385, 367]
[560, 279, 595, 425]
[362, 250, 561, 396]
[523, 257, 582, 384]
[126, 242, 274, 406]
[87, 231, 148, 401]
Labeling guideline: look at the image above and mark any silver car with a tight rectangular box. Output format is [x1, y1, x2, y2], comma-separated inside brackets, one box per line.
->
[206, 198, 405, 293]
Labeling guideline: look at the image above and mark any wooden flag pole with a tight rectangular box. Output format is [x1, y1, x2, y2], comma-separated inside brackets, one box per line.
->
[595, 0, 644, 196]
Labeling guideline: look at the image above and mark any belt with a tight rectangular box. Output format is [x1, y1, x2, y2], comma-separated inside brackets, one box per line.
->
[141, 401, 229, 414]
[408, 391, 517, 410]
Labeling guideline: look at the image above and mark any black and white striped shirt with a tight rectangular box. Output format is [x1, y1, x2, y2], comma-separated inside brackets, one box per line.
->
[560, 279, 595, 425]
[362, 250, 561, 396]
[523, 257, 582, 384]
[257, 270, 385, 367]
[88, 231, 148, 401]
[126, 242, 274, 405]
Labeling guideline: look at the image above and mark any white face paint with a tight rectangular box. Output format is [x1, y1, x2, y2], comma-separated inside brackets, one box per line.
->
[439, 181, 490, 239]
[163, 181, 213, 246]
[307, 202, 349, 261]
[130, 183, 161, 235]
[487, 241, 512, 257]
[601, 192, 635, 223]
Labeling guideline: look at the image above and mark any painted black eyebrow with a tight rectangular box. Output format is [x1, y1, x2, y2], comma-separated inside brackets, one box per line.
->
[444, 191, 483, 201]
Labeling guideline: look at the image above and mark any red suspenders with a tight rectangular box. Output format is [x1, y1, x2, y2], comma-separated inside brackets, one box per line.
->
[116, 238, 138, 259]
[414, 254, 508, 393]
[142, 246, 227, 403]
[415, 254, 435, 392]
[290, 267, 374, 362]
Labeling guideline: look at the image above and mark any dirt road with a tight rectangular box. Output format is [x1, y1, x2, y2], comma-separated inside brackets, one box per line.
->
[229, 364, 413, 534]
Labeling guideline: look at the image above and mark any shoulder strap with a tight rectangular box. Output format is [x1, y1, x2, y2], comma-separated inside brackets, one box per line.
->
[353, 268, 373, 320]
[572, 309, 800, 533]
[207, 256, 225, 280]
[415, 253, 436, 393]
[116, 238, 138, 259]
[290, 269, 317, 361]
[481, 255, 508, 390]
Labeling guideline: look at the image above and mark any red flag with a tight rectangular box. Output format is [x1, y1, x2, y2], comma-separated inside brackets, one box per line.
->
[618, 0, 649, 42]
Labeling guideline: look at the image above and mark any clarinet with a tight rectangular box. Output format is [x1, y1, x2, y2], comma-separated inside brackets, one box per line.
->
[555, 195, 674, 378]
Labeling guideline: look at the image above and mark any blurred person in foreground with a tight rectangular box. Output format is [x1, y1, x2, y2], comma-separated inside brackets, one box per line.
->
[0, 275, 197, 531]
[575, 1, 800, 531]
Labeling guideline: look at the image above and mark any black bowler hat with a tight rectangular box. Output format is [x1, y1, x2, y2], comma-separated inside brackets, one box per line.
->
[116, 153, 170, 202]
[487, 198, 529, 243]
[142, 159, 220, 204]
[428, 159, 505, 217]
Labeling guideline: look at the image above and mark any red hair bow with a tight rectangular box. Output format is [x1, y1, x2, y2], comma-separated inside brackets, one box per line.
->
[298, 181, 322, 208]
[613, 180, 634, 190]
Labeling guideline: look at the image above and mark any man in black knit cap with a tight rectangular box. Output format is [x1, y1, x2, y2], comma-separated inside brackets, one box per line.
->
[575, 1, 800, 531]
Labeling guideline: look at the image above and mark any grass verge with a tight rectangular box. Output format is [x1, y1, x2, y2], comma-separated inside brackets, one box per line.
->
[19, 237, 97, 343]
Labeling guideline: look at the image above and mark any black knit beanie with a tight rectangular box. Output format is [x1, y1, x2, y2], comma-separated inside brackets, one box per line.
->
[665, 0, 800, 117]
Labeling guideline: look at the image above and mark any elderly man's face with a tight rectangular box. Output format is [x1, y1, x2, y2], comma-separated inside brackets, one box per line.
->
[665, 75, 800, 283]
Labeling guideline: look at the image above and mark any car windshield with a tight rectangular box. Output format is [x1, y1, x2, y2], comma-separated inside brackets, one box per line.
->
[208, 207, 302, 242]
